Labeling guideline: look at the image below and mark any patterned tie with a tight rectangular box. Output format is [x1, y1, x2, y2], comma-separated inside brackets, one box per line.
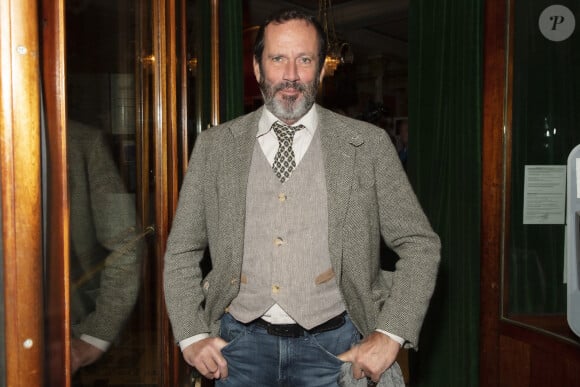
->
[272, 121, 304, 183]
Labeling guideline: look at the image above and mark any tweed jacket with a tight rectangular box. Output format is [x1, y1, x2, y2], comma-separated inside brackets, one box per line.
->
[163, 105, 440, 349]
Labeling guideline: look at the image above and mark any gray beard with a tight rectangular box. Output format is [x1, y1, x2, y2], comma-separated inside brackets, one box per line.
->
[259, 78, 319, 122]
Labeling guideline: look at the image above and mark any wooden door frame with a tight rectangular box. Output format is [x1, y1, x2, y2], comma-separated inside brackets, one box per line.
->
[0, 0, 45, 385]
[150, 0, 183, 384]
[41, 0, 70, 385]
[480, 0, 509, 384]
[2, 0, 208, 383]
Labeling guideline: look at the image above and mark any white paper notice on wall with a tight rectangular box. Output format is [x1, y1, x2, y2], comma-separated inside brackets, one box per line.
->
[539, 5, 576, 42]
[523, 165, 566, 224]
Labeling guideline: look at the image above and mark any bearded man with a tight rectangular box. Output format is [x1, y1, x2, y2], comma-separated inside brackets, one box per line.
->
[163, 8, 440, 387]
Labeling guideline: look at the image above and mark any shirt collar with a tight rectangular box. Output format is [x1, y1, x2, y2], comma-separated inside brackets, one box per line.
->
[257, 104, 318, 138]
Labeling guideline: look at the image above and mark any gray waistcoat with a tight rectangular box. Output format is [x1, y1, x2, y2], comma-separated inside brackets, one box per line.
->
[228, 130, 346, 329]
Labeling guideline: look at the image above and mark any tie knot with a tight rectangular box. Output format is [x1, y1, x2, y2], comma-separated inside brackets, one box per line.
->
[272, 121, 303, 140]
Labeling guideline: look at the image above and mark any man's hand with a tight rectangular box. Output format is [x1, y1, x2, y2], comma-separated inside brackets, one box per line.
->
[337, 332, 400, 383]
[71, 338, 105, 374]
[182, 337, 229, 380]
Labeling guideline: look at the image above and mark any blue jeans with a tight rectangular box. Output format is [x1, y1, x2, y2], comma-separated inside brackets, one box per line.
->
[216, 313, 361, 387]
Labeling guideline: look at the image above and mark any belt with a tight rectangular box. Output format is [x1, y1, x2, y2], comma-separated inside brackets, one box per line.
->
[252, 312, 346, 338]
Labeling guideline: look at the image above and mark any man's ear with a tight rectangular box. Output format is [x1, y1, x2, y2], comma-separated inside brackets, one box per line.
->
[318, 64, 326, 83]
[253, 57, 261, 83]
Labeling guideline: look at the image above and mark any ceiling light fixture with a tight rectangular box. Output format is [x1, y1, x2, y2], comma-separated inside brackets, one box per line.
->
[318, 0, 354, 76]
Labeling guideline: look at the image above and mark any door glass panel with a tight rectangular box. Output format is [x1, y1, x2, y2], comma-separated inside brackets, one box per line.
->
[504, 0, 580, 345]
[66, 0, 159, 384]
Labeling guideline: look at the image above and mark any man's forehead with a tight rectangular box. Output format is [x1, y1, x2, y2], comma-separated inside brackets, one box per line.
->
[264, 19, 316, 37]
[263, 20, 319, 49]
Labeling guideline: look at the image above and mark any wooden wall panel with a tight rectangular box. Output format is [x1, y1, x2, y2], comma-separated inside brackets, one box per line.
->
[498, 330, 580, 387]
[499, 336, 530, 387]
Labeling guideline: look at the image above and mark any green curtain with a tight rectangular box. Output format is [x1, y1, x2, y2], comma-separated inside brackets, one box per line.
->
[197, 0, 212, 132]
[196, 0, 243, 129]
[408, 1, 482, 386]
[220, 0, 244, 121]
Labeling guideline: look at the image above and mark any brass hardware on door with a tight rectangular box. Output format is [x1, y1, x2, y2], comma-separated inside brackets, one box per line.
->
[141, 54, 155, 66]
[187, 57, 198, 73]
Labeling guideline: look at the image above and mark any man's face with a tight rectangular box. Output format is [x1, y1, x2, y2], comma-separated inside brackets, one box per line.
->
[254, 19, 325, 125]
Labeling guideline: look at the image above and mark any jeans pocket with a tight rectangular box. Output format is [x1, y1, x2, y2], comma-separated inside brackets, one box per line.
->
[309, 317, 360, 364]
[309, 336, 347, 366]
[219, 314, 247, 353]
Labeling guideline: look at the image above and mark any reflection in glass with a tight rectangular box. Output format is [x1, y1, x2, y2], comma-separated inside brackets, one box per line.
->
[66, 0, 156, 384]
[68, 120, 143, 374]
[505, 0, 580, 344]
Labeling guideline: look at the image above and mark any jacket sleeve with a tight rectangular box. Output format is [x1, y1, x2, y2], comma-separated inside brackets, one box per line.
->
[373, 129, 441, 348]
[163, 131, 212, 342]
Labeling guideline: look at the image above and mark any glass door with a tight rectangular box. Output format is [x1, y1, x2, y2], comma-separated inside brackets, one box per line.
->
[65, 1, 158, 385]
[42, 0, 203, 385]
[502, 0, 580, 346]
[481, 0, 580, 385]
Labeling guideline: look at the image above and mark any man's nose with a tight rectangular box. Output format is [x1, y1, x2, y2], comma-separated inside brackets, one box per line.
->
[283, 61, 300, 82]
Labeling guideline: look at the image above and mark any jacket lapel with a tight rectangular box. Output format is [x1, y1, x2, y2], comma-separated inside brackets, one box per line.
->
[318, 107, 364, 278]
[225, 109, 262, 268]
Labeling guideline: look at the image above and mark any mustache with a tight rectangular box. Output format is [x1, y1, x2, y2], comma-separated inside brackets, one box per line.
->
[274, 81, 306, 93]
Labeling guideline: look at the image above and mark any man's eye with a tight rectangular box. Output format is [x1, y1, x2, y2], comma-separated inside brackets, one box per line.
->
[272, 57, 284, 63]
[299, 57, 312, 64]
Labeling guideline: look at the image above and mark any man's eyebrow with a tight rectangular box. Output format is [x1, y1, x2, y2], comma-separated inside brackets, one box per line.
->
[267, 51, 316, 57]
